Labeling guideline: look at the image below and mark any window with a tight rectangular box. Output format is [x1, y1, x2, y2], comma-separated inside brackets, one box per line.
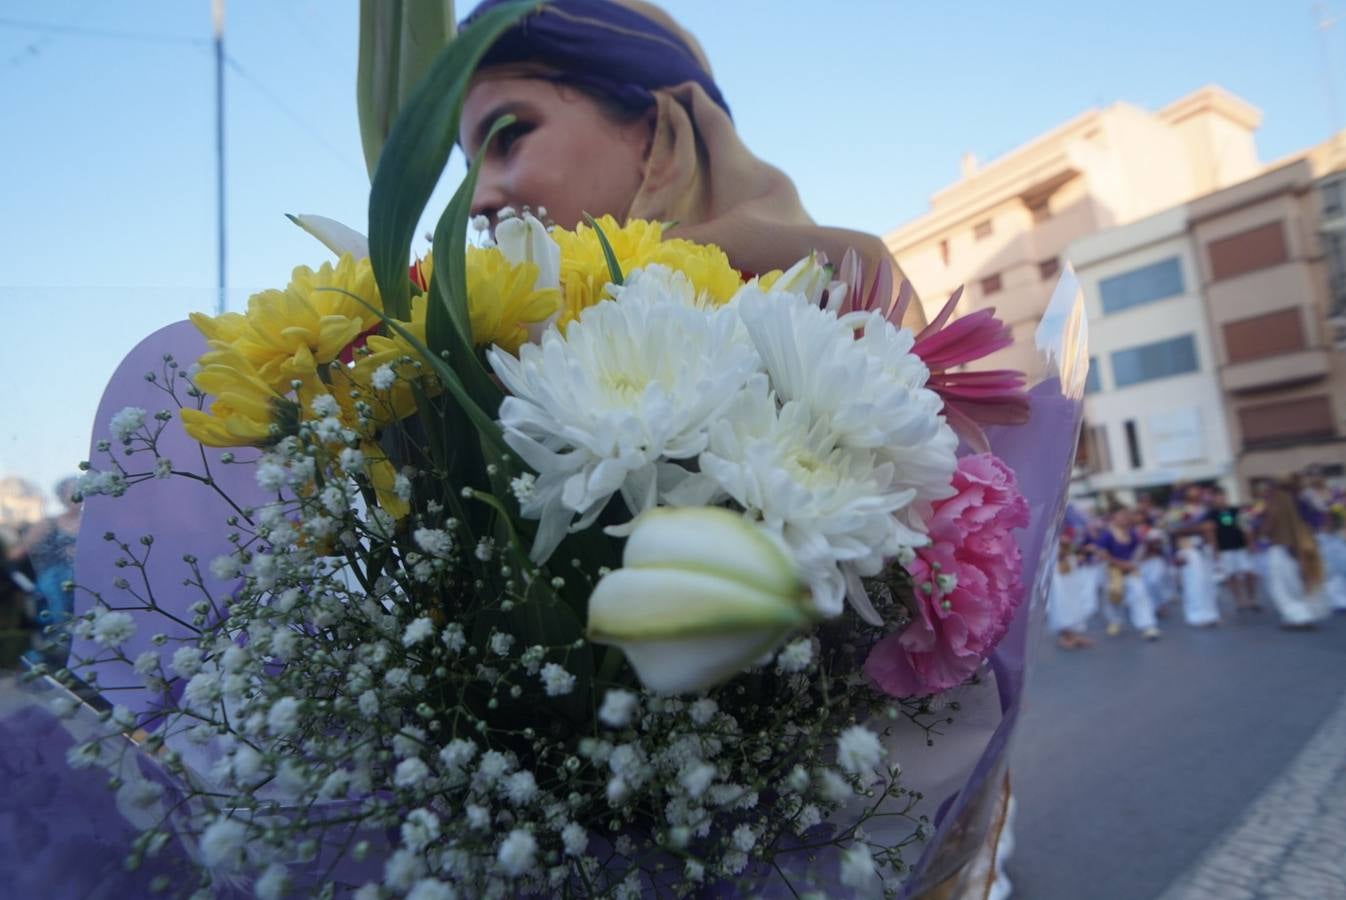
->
[1110, 334, 1199, 388]
[973, 219, 993, 240]
[1239, 395, 1336, 448]
[1097, 257, 1184, 314]
[939, 239, 950, 267]
[1076, 423, 1111, 473]
[1124, 420, 1143, 469]
[1222, 308, 1306, 363]
[981, 273, 1002, 296]
[1207, 221, 1289, 281]
[1039, 257, 1060, 280]
[1322, 177, 1344, 219]
[1027, 197, 1051, 223]
[1084, 356, 1101, 394]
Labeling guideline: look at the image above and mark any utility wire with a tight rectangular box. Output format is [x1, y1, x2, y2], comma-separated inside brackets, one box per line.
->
[223, 52, 365, 177]
[0, 14, 361, 176]
[0, 16, 204, 47]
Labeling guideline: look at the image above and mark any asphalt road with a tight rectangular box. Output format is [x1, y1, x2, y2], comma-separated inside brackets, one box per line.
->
[1008, 604, 1346, 899]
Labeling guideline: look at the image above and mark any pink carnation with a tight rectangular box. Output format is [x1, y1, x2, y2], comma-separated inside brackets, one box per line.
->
[864, 454, 1029, 697]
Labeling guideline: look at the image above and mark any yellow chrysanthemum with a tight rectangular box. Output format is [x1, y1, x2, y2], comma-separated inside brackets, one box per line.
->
[464, 246, 559, 354]
[362, 442, 410, 519]
[190, 254, 383, 390]
[413, 249, 559, 354]
[335, 296, 439, 431]
[549, 216, 742, 326]
[180, 344, 301, 448]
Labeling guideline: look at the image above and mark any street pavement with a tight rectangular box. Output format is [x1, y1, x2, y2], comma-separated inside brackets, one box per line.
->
[1006, 603, 1346, 899]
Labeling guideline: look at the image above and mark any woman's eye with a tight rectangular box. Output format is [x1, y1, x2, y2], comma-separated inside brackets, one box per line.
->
[494, 122, 532, 157]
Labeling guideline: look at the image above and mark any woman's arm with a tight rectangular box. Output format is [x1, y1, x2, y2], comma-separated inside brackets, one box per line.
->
[673, 219, 928, 330]
[8, 519, 52, 561]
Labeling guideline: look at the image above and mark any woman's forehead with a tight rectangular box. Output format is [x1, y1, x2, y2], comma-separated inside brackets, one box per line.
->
[460, 77, 548, 148]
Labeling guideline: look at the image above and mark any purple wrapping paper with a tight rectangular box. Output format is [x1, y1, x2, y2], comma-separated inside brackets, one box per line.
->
[69, 320, 267, 721]
[1, 268, 1086, 897]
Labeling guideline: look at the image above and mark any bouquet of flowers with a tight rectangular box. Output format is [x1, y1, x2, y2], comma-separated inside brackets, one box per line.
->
[4, 4, 1087, 898]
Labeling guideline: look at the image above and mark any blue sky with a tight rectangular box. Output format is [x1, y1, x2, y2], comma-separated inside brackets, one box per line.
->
[2, 0, 1344, 505]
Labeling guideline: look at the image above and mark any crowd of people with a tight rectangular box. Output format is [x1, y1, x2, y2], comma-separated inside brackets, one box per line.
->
[0, 476, 79, 669]
[1048, 472, 1346, 648]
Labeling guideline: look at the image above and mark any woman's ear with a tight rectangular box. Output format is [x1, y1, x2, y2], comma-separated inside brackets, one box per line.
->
[639, 103, 659, 162]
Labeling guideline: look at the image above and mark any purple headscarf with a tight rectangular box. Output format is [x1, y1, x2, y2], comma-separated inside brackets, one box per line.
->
[463, 0, 731, 117]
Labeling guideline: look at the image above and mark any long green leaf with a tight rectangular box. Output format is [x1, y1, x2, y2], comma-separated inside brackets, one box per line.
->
[582, 212, 624, 286]
[367, 0, 538, 320]
[433, 114, 513, 357]
[423, 114, 515, 424]
[356, 0, 457, 178]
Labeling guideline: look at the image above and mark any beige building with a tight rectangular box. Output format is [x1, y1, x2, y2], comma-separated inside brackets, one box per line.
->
[1187, 135, 1346, 489]
[885, 85, 1262, 377]
[0, 476, 45, 538]
[1068, 207, 1239, 500]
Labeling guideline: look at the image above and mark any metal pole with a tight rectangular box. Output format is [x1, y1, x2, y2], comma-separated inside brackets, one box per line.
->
[213, 0, 226, 314]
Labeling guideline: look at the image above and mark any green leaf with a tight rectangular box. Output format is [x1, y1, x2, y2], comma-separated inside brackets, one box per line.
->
[582, 212, 624, 287]
[367, 0, 538, 320]
[423, 114, 515, 421]
[357, 0, 458, 178]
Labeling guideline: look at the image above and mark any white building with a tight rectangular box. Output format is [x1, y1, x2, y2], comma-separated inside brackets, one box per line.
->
[1067, 206, 1239, 502]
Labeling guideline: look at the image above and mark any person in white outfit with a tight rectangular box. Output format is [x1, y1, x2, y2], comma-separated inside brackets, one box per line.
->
[1048, 535, 1097, 649]
[1138, 530, 1178, 617]
[1316, 511, 1346, 613]
[1259, 482, 1330, 629]
[1096, 507, 1161, 640]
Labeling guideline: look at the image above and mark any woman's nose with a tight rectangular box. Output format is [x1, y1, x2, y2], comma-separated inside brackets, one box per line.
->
[470, 166, 508, 222]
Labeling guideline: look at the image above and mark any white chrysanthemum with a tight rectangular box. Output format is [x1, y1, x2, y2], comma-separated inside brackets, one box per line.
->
[836, 725, 884, 776]
[694, 383, 923, 622]
[736, 291, 959, 526]
[487, 266, 761, 562]
[735, 290, 945, 449]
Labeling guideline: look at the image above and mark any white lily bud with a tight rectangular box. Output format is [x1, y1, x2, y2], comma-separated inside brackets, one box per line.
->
[760, 252, 832, 306]
[287, 213, 370, 261]
[495, 212, 560, 291]
[587, 508, 814, 694]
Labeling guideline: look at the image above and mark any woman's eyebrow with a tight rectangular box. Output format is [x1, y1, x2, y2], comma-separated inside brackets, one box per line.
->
[469, 101, 529, 152]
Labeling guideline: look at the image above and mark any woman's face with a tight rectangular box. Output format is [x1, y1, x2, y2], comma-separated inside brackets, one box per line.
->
[460, 77, 654, 230]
